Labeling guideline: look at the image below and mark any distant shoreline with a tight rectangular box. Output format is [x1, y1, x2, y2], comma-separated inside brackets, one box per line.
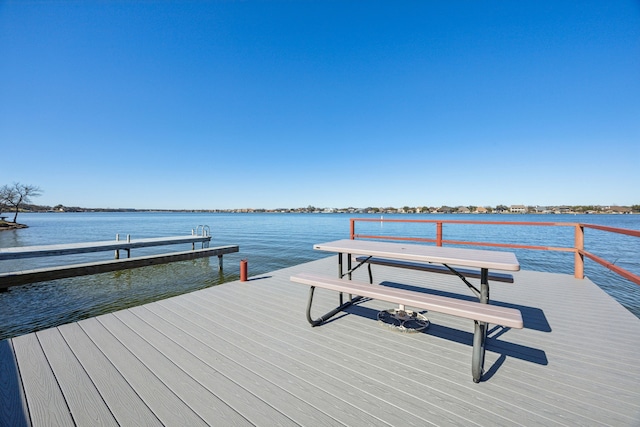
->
[8, 203, 639, 215]
[11, 209, 636, 215]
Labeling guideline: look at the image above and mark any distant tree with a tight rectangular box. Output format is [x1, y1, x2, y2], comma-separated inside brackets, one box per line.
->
[467, 205, 477, 212]
[0, 185, 14, 219]
[0, 191, 6, 218]
[0, 183, 42, 223]
[632, 205, 640, 213]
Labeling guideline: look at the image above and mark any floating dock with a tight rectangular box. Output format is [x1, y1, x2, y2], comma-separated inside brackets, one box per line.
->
[1, 256, 639, 426]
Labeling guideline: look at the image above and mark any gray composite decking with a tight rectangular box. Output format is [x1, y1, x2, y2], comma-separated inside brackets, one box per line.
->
[1, 256, 639, 426]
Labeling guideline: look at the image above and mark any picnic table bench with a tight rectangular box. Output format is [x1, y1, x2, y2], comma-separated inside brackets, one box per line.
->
[290, 273, 523, 383]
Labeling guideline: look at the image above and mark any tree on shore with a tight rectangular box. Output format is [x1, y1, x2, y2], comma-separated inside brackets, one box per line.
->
[0, 183, 42, 223]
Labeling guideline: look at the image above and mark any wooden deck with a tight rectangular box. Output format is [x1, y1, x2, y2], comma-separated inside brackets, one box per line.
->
[1, 256, 639, 426]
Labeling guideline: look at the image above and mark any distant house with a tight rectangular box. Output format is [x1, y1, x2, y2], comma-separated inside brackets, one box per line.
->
[606, 206, 632, 214]
[475, 207, 488, 214]
[510, 205, 527, 214]
[457, 206, 471, 214]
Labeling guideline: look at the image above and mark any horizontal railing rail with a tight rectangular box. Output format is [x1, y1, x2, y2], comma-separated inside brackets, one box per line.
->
[349, 218, 640, 286]
[579, 224, 640, 285]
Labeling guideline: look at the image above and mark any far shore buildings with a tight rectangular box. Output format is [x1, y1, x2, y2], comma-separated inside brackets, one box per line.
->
[18, 204, 636, 215]
[605, 206, 633, 214]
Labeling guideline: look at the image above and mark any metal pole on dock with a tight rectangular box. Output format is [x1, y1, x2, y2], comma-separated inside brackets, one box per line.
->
[240, 259, 248, 281]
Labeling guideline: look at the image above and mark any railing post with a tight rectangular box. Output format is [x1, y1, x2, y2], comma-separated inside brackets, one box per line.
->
[574, 224, 584, 279]
[436, 222, 443, 246]
[350, 219, 355, 239]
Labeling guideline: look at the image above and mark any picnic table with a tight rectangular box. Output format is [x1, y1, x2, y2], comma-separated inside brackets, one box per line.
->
[291, 239, 522, 382]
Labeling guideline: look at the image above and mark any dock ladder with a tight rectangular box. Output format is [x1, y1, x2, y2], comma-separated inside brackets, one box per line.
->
[194, 225, 211, 248]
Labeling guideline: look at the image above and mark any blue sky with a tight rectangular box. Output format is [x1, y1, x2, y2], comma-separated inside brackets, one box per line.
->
[1, 1, 638, 210]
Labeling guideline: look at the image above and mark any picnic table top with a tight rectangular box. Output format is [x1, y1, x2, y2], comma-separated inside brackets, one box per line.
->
[313, 239, 521, 271]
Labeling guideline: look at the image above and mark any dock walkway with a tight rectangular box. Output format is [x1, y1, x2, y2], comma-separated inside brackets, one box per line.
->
[0, 235, 212, 260]
[2, 256, 639, 426]
[0, 245, 239, 289]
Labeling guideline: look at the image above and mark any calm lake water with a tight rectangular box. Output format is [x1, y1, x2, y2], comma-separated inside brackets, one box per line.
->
[1, 212, 639, 340]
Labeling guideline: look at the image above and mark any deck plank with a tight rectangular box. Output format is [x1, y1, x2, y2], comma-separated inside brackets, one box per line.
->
[56, 322, 163, 426]
[140, 301, 391, 426]
[11, 333, 74, 426]
[35, 328, 118, 426]
[120, 307, 345, 426]
[78, 317, 210, 426]
[102, 310, 283, 426]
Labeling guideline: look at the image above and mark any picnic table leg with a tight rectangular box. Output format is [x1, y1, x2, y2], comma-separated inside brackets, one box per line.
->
[346, 253, 353, 300]
[472, 321, 487, 383]
[305, 286, 362, 327]
[480, 268, 490, 304]
[338, 253, 344, 305]
[337, 252, 356, 301]
[473, 268, 491, 382]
